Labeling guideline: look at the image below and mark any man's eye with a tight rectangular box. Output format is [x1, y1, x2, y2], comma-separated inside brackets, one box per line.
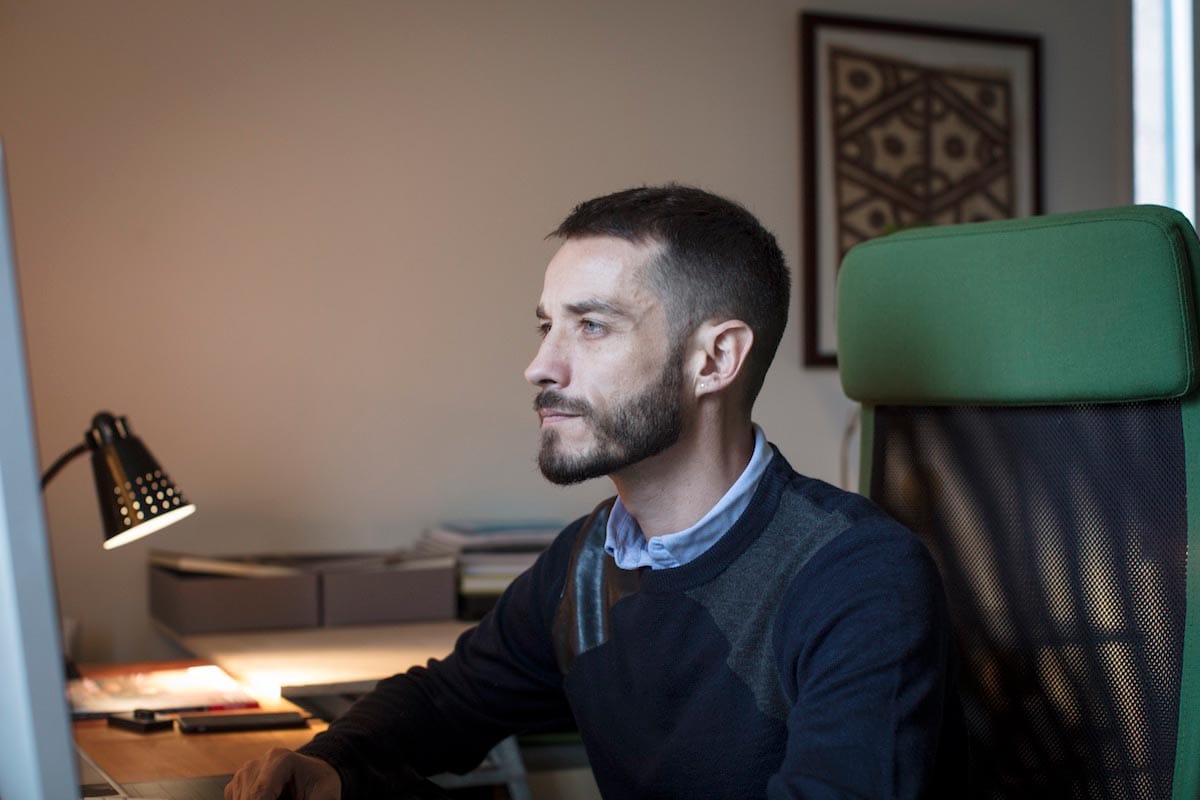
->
[581, 319, 605, 335]
[536, 322, 551, 338]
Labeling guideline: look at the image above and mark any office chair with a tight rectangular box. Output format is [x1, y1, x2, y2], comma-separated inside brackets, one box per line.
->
[835, 205, 1200, 799]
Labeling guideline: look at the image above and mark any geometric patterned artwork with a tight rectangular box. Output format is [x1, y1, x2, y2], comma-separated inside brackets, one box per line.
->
[800, 12, 1041, 367]
[829, 46, 1015, 262]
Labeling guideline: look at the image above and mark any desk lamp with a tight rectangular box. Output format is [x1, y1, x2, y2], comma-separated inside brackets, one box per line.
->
[41, 411, 195, 549]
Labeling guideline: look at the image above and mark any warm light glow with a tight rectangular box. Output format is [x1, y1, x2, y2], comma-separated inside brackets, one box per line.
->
[181, 665, 243, 690]
[103, 503, 196, 549]
[244, 678, 284, 702]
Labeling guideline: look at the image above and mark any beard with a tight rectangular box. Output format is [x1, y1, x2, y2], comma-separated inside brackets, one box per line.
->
[534, 349, 685, 485]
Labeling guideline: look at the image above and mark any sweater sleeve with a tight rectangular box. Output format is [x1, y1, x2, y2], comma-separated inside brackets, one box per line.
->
[767, 520, 964, 799]
[297, 518, 584, 798]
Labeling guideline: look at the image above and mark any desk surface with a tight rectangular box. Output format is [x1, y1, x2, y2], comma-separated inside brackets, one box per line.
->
[89, 622, 590, 798]
[74, 663, 329, 785]
[79, 621, 473, 785]
[165, 620, 472, 696]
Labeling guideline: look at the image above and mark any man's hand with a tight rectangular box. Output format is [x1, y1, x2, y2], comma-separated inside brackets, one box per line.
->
[224, 748, 341, 800]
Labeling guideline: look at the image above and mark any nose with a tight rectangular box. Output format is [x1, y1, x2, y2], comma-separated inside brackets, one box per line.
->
[525, 333, 566, 388]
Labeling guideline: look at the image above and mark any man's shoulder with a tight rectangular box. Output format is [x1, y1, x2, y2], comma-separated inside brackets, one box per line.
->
[762, 459, 930, 578]
[755, 466, 948, 649]
[774, 470, 941, 597]
[767, 460, 897, 538]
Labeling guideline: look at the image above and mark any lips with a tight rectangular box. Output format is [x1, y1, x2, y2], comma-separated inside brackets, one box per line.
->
[533, 391, 589, 425]
[538, 409, 579, 424]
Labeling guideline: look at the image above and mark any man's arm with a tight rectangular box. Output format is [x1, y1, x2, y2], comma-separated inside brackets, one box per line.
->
[223, 748, 452, 800]
[290, 518, 583, 797]
[768, 523, 965, 799]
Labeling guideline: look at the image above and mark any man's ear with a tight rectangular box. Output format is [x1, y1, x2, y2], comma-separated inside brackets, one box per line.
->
[691, 320, 754, 398]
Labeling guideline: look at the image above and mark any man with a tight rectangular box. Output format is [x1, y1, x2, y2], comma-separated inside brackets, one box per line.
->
[227, 185, 964, 799]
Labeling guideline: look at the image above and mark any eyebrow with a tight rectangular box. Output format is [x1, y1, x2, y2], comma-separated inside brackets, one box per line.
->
[536, 298, 631, 319]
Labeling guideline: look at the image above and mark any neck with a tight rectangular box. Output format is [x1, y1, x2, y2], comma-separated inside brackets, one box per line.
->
[611, 406, 756, 539]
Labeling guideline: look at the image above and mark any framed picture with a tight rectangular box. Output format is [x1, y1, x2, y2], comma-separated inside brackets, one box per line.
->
[801, 13, 1042, 367]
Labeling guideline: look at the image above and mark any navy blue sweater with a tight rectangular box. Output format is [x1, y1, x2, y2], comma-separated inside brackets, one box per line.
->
[301, 451, 966, 798]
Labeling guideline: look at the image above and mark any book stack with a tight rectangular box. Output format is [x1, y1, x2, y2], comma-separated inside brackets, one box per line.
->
[414, 521, 564, 619]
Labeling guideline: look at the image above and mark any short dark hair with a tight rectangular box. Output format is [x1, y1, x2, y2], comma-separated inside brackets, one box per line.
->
[549, 184, 790, 405]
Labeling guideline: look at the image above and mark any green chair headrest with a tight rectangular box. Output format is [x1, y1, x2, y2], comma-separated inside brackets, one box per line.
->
[837, 205, 1200, 405]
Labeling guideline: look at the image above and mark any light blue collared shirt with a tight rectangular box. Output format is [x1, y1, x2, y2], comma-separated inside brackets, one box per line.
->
[604, 426, 774, 570]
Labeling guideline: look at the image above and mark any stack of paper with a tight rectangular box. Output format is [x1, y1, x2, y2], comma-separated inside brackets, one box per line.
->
[413, 521, 562, 557]
[457, 550, 542, 594]
[414, 521, 563, 619]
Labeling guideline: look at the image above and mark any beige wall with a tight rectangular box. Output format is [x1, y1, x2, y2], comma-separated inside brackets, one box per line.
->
[0, 0, 1131, 662]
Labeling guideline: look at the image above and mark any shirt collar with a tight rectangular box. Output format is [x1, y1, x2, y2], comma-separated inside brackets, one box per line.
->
[604, 425, 774, 571]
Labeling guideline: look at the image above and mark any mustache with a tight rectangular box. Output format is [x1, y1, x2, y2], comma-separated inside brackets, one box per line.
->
[533, 390, 592, 416]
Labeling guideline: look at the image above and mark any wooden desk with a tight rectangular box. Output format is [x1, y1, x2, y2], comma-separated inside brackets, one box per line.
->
[156, 621, 539, 800]
[73, 662, 329, 785]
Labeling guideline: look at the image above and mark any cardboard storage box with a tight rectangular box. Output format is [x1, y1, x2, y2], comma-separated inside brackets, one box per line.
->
[149, 566, 320, 634]
[322, 562, 457, 626]
[149, 552, 457, 633]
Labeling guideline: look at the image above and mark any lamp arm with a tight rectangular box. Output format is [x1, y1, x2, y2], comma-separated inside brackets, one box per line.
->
[40, 442, 88, 490]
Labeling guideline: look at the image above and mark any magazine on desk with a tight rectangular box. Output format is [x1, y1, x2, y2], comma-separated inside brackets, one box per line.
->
[67, 664, 259, 719]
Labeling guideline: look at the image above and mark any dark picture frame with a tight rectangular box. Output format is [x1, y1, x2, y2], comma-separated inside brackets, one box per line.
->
[801, 13, 1042, 367]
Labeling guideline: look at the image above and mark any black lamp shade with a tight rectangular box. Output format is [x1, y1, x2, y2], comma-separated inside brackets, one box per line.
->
[87, 413, 195, 549]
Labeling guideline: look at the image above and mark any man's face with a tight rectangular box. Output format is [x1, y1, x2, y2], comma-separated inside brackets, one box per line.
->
[524, 236, 685, 485]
